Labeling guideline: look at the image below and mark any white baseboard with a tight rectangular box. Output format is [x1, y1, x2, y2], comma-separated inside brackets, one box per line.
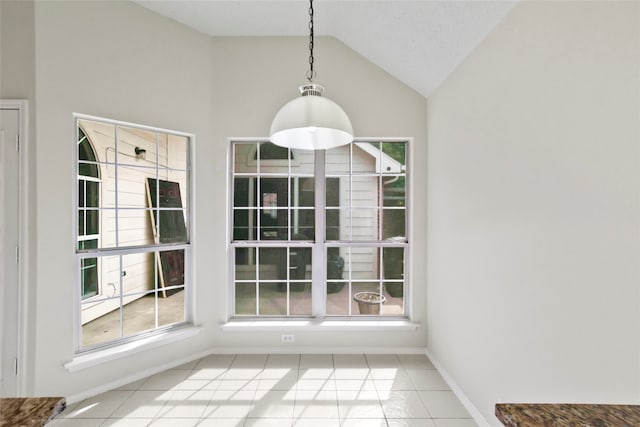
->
[425, 348, 491, 427]
[65, 347, 214, 404]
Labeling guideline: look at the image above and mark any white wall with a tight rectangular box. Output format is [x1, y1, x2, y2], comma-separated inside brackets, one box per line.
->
[427, 1, 640, 424]
[5, 0, 427, 397]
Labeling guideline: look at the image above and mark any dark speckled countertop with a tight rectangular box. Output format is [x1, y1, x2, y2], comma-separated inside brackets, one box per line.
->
[496, 403, 640, 427]
[0, 397, 66, 427]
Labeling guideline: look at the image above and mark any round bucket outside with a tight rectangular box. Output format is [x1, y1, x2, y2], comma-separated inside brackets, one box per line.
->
[353, 292, 386, 315]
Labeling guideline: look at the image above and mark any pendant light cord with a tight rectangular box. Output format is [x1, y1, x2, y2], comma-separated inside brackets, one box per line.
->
[307, 0, 315, 83]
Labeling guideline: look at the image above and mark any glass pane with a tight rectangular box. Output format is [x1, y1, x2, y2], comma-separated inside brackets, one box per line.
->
[258, 283, 286, 315]
[158, 170, 188, 209]
[351, 176, 378, 208]
[234, 142, 257, 174]
[81, 256, 98, 299]
[326, 282, 350, 315]
[382, 142, 406, 173]
[353, 142, 378, 173]
[235, 247, 256, 280]
[383, 176, 405, 207]
[157, 249, 185, 289]
[117, 164, 153, 208]
[325, 177, 342, 208]
[325, 144, 351, 174]
[290, 283, 312, 315]
[382, 208, 406, 240]
[123, 291, 157, 338]
[258, 247, 287, 281]
[325, 208, 341, 241]
[351, 209, 379, 241]
[351, 282, 384, 316]
[116, 125, 156, 166]
[350, 247, 379, 281]
[234, 177, 251, 207]
[235, 282, 257, 315]
[382, 247, 404, 280]
[86, 209, 99, 236]
[146, 178, 188, 244]
[158, 286, 185, 327]
[117, 209, 154, 247]
[81, 297, 122, 347]
[99, 209, 117, 248]
[292, 209, 314, 241]
[78, 208, 85, 236]
[233, 209, 254, 241]
[258, 142, 291, 161]
[166, 134, 188, 171]
[78, 180, 86, 207]
[294, 178, 314, 207]
[79, 119, 115, 162]
[290, 247, 311, 281]
[327, 250, 346, 294]
[259, 178, 289, 240]
[383, 282, 404, 316]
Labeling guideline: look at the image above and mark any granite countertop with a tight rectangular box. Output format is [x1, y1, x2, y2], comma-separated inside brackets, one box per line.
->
[495, 403, 640, 427]
[0, 397, 66, 427]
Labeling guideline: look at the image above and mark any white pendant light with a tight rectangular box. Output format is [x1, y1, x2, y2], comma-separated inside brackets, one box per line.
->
[270, 0, 353, 151]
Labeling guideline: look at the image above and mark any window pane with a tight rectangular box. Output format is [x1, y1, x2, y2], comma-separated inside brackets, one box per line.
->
[123, 291, 157, 338]
[352, 283, 385, 316]
[81, 256, 98, 299]
[383, 176, 405, 207]
[117, 209, 154, 247]
[351, 176, 378, 208]
[166, 134, 188, 171]
[290, 247, 311, 280]
[325, 177, 342, 208]
[294, 178, 314, 207]
[235, 282, 257, 315]
[292, 209, 314, 241]
[325, 208, 341, 241]
[325, 145, 350, 174]
[234, 142, 258, 174]
[382, 247, 404, 280]
[158, 287, 185, 327]
[290, 283, 312, 315]
[350, 209, 379, 241]
[382, 142, 407, 173]
[258, 283, 287, 315]
[258, 142, 291, 161]
[382, 208, 406, 240]
[234, 177, 250, 207]
[349, 247, 379, 281]
[382, 282, 404, 316]
[81, 297, 121, 347]
[117, 165, 155, 208]
[235, 247, 256, 280]
[233, 208, 253, 241]
[326, 251, 346, 294]
[353, 143, 378, 173]
[258, 247, 287, 281]
[157, 249, 185, 289]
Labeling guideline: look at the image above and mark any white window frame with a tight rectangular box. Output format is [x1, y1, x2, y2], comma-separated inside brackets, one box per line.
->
[73, 113, 194, 353]
[229, 138, 410, 320]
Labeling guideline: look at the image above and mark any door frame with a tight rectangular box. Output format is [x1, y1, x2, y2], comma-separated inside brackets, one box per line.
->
[1, 99, 29, 395]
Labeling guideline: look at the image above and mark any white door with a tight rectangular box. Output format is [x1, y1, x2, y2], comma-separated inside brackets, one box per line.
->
[0, 108, 20, 396]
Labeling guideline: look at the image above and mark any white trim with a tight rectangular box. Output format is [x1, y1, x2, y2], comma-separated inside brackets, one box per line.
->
[64, 326, 202, 373]
[65, 339, 210, 405]
[221, 319, 419, 332]
[0, 99, 29, 395]
[425, 348, 491, 427]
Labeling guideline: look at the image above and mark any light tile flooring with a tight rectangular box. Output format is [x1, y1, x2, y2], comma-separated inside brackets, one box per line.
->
[49, 354, 478, 427]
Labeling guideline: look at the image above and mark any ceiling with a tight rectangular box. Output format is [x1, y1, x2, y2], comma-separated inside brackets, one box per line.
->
[133, 0, 516, 97]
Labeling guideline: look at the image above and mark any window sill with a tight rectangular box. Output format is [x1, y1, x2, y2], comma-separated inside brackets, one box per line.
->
[64, 326, 202, 373]
[220, 319, 419, 332]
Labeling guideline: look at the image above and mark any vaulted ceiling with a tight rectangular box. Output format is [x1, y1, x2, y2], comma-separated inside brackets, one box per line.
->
[134, 0, 516, 97]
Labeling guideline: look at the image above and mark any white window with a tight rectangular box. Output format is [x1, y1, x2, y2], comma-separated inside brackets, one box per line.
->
[231, 140, 408, 318]
[75, 115, 192, 351]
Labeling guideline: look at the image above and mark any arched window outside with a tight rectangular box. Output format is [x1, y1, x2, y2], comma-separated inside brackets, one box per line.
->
[78, 128, 100, 299]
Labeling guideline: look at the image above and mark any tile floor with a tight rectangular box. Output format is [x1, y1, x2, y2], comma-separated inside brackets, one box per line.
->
[49, 354, 478, 427]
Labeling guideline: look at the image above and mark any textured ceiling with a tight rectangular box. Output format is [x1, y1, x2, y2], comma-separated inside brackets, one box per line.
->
[133, 0, 516, 97]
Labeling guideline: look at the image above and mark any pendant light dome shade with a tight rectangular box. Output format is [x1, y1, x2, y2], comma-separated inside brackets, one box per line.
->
[270, 84, 353, 150]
